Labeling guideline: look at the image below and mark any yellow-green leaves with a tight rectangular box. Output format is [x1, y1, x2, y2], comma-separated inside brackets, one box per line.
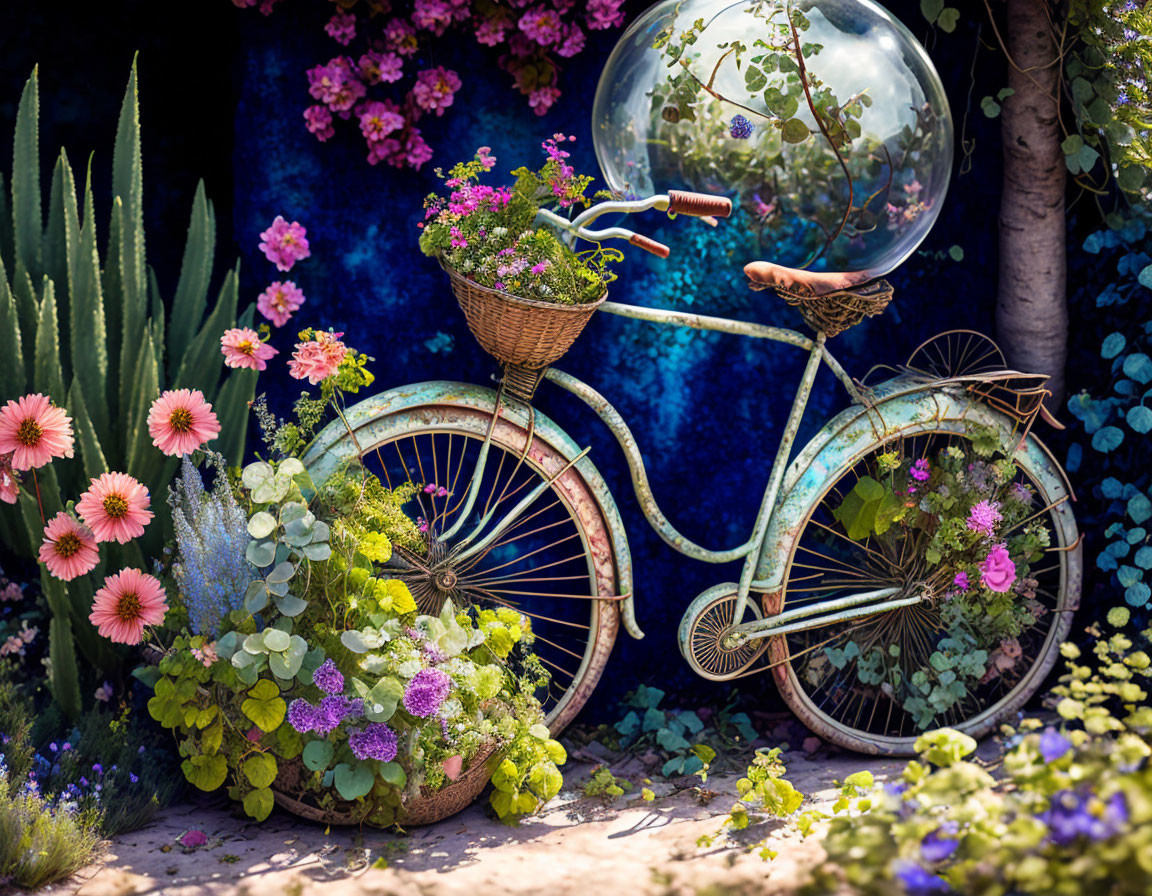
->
[912, 728, 977, 767]
[242, 753, 278, 789]
[181, 753, 227, 792]
[242, 787, 274, 822]
[241, 679, 286, 733]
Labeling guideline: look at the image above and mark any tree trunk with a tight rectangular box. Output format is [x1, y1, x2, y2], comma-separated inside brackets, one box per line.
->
[996, 0, 1067, 403]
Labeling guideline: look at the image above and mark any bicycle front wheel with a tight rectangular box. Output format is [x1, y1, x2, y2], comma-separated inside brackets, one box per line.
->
[768, 417, 1080, 755]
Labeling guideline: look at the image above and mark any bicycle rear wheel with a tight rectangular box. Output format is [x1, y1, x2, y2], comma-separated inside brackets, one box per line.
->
[768, 420, 1080, 754]
[312, 399, 620, 735]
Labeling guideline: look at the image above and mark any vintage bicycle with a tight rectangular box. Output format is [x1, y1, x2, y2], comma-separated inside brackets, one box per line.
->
[303, 191, 1081, 756]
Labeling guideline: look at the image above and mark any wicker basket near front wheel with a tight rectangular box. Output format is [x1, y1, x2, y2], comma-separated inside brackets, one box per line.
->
[442, 263, 606, 369]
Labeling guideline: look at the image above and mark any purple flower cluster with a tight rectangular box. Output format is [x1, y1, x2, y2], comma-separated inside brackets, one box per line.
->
[288, 696, 364, 735]
[893, 860, 951, 895]
[403, 668, 452, 718]
[312, 658, 345, 695]
[348, 723, 399, 762]
[1038, 727, 1072, 763]
[729, 114, 754, 139]
[920, 821, 959, 862]
[966, 500, 1002, 536]
[1039, 790, 1129, 845]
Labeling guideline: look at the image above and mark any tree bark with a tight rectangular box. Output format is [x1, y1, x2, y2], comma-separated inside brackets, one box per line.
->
[997, 0, 1067, 403]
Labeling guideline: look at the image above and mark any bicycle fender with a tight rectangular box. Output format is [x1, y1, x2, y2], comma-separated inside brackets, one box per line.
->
[303, 380, 643, 640]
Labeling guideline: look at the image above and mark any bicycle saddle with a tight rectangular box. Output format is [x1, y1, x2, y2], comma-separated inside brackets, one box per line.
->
[744, 261, 871, 297]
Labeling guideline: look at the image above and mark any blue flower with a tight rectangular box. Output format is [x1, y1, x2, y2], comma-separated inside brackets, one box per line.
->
[1039, 790, 1129, 845]
[894, 860, 951, 894]
[729, 114, 755, 139]
[921, 822, 960, 863]
[1038, 727, 1071, 762]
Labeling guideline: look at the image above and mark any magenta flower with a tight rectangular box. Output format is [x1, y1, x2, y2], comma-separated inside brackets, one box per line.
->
[910, 458, 930, 482]
[359, 51, 403, 85]
[529, 86, 561, 116]
[477, 146, 496, 170]
[557, 24, 586, 57]
[952, 571, 970, 591]
[384, 18, 419, 55]
[179, 830, 208, 849]
[403, 668, 452, 717]
[980, 543, 1017, 593]
[304, 105, 335, 141]
[258, 216, 311, 272]
[476, 17, 507, 46]
[367, 137, 402, 167]
[324, 9, 356, 45]
[967, 500, 1002, 536]
[306, 57, 366, 115]
[411, 67, 462, 116]
[413, 0, 462, 35]
[358, 100, 405, 143]
[256, 281, 306, 327]
[520, 7, 564, 46]
[401, 128, 434, 169]
[449, 227, 467, 249]
[586, 0, 626, 30]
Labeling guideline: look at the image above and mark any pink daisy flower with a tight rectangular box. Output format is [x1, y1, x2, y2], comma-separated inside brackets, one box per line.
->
[289, 331, 348, 384]
[257, 281, 306, 327]
[220, 327, 279, 371]
[89, 568, 168, 645]
[258, 216, 311, 272]
[0, 453, 19, 504]
[0, 393, 75, 470]
[38, 512, 99, 582]
[147, 389, 221, 457]
[76, 471, 154, 544]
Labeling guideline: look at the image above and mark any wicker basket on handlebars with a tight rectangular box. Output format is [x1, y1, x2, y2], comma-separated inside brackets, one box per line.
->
[442, 263, 606, 369]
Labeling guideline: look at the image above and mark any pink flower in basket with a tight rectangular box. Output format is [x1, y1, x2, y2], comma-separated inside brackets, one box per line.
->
[980, 544, 1017, 593]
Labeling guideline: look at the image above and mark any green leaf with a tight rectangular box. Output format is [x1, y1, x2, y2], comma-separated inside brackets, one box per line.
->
[171, 267, 238, 392]
[1102, 332, 1126, 359]
[273, 594, 308, 618]
[246, 539, 276, 568]
[242, 752, 278, 789]
[333, 762, 375, 801]
[67, 379, 108, 482]
[936, 7, 959, 31]
[302, 740, 334, 772]
[242, 786, 274, 821]
[1127, 406, 1152, 434]
[112, 58, 145, 339]
[241, 678, 287, 733]
[33, 278, 66, 403]
[169, 180, 216, 370]
[947, 245, 964, 262]
[1128, 493, 1152, 526]
[181, 753, 228, 791]
[248, 511, 277, 539]
[266, 561, 295, 585]
[364, 677, 404, 722]
[1123, 353, 1152, 384]
[1092, 426, 1124, 453]
[0, 261, 25, 394]
[70, 159, 109, 443]
[43, 152, 80, 352]
[12, 67, 42, 281]
[377, 761, 406, 788]
[211, 366, 256, 466]
[262, 628, 291, 653]
[781, 118, 809, 144]
[121, 330, 160, 479]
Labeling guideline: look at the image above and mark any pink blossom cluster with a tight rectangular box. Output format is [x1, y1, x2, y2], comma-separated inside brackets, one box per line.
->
[233, 0, 627, 169]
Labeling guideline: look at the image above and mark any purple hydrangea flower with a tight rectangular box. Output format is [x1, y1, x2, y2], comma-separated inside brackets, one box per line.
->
[920, 822, 959, 863]
[348, 723, 399, 762]
[1038, 727, 1072, 763]
[729, 114, 754, 139]
[403, 668, 452, 718]
[893, 860, 951, 895]
[288, 698, 319, 734]
[314, 696, 354, 735]
[312, 658, 345, 695]
[1039, 790, 1129, 845]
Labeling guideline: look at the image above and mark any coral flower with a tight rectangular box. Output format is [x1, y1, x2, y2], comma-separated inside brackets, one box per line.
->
[76, 471, 154, 544]
[220, 327, 279, 371]
[0, 453, 19, 504]
[89, 568, 168, 644]
[147, 389, 221, 456]
[289, 331, 348, 384]
[0, 393, 75, 470]
[38, 512, 99, 581]
[256, 281, 306, 327]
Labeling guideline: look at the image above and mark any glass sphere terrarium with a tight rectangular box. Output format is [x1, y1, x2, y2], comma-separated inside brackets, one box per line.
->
[593, 0, 954, 283]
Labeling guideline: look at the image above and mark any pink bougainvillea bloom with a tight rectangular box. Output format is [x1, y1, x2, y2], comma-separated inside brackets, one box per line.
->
[0, 453, 19, 504]
[307, 57, 366, 116]
[557, 24, 586, 57]
[148, 389, 221, 456]
[528, 86, 561, 116]
[289, 331, 348, 384]
[304, 104, 335, 141]
[258, 216, 312, 271]
[520, 7, 564, 45]
[475, 17, 507, 46]
[38, 512, 99, 582]
[411, 67, 462, 116]
[77, 472, 154, 544]
[384, 18, 419, 55]
[586, 0, 626, 29]
[476, 146, 496, 170]
[413, 0, 456, 35]
[402, 129, 434, 169]
[324, 9, 356, 44]
[257, 280, 306, 327]
[367, 136, 403, 167]
[89, 567, 168, 645]
[0, 393, 75, 470]
[359, 51, 403, 85]
[220, 327, 279, 371]
[980, 543, 1017, 593]
[358, 100, 405, 143]
[966, 499, 1002, 536]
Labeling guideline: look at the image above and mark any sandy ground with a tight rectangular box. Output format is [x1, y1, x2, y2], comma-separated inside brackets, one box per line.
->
[54, 749, 906, 896]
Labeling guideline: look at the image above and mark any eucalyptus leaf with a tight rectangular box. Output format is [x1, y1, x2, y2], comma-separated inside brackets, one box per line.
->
[246, 539, 276, 568]
[274, 594, 309, 617]
[247, 511, 277, 539]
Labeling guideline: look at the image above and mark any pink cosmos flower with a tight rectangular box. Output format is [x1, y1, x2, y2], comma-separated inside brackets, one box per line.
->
[289, 331, 348, 384]
[147, 389, 221, 456]
[38, 512, 99, 582]
[89, 568, 168, 645]
[358, 100, 405, 143]
[980, 544, 1017, 593]
[324, 9, 356, 45]
[257, 281, 306, 327]
[0, 453, 19, 504]
[966, 500, 1002, 536]
[304, 105, 335, 141]
[220, 327, 279, 371]
[258, 216, 312, 271]
[77, 472, 154, 544]
[0, 393, 75, 470]
[528, 86, 561, 116]
[411, 67, 462, 116]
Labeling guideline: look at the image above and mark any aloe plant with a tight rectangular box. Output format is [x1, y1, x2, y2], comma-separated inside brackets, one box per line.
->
[0, 62, 257, 716]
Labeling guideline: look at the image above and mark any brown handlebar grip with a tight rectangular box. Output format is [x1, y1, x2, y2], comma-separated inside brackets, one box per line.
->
[629, 233, 671, 258]
[667, 190, 733, 218]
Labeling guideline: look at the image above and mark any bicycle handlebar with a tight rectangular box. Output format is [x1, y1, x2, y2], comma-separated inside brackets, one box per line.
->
[667, 190, 733, 218]
[629, 233, 671, 258]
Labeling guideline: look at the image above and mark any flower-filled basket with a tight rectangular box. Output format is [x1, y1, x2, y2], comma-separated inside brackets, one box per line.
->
[419, 138, 618, 370]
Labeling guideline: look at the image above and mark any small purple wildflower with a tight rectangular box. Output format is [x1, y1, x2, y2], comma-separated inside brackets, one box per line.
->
[348, 723, 399, 762]
[729, 114, 754, 139]
[313, 658, 345, 695]
[403, 667, 452, 718]
[910, 458, 931, 482]
[1040, 790, 1129, 845]
[920, 822, 959, 863]
[893, 860, 951, 895]
[966, 500, 1002, 536]
[1038, 727, 1072, 763]
[952, 571, 970, 592]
